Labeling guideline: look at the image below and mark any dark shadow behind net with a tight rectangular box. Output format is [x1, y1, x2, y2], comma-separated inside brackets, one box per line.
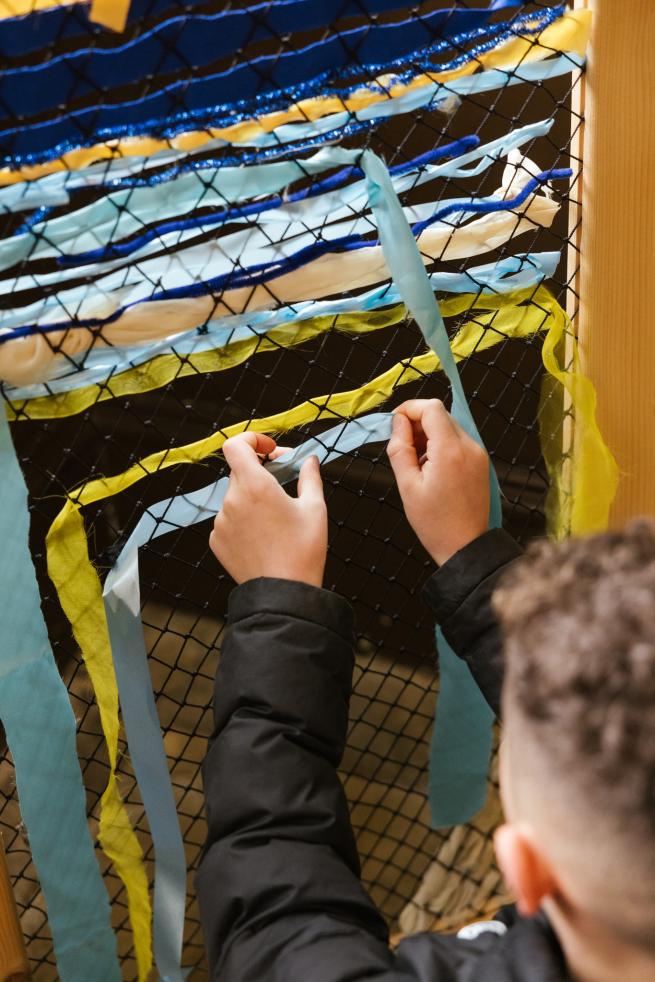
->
[0, 2, 581, 977]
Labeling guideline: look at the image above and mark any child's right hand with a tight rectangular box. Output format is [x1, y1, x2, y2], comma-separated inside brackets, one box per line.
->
[387, 399, 490, 566]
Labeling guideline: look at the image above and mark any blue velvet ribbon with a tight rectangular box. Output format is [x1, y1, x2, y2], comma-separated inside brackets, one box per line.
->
[0, 411, 120, 981]
[0, 10, 571, 162]
[0, 0, 521, 59]
[0, 2, 530, 123]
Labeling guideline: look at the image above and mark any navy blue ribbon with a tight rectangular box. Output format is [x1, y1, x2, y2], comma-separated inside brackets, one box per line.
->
[0, 3, 529, 159]
[57, 136, 480, 267]
[0, 0, 521, 60]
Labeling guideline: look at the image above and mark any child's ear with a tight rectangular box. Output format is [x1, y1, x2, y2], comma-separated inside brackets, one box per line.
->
[494, 823, 557, 917]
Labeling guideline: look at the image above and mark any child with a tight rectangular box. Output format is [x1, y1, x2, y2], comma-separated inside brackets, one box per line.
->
[198, 398, 655, 982]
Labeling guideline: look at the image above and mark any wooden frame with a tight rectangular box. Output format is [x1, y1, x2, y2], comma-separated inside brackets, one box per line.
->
[0, 835, 29, 982]
[573, 0, 655, 525]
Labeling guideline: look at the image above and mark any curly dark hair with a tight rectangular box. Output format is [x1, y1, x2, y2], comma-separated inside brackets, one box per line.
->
[494, 518, 655, 838]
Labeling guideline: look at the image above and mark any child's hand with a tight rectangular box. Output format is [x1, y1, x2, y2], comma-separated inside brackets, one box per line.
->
[209, 432, 328, 587]
[387, 399, 490, 566]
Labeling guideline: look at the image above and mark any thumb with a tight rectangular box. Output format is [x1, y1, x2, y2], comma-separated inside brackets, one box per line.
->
[387, 412, 420, 494]
[297, 455, 324, 502]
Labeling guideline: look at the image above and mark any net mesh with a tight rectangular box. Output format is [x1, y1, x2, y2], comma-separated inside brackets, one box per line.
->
[0, 1, 583, 978]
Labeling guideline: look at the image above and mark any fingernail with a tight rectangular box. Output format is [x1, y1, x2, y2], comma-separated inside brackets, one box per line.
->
[392, 414, 401, 431]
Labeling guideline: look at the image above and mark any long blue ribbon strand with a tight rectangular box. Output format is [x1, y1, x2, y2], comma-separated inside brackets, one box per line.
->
[0, 24, 578, 163]
[0, 168, 566, 344]
[0, 3, 533, 123]
[103, 412, 394, 982]
[0, 0, 521, 59]
[0, 411, 120, 981]
[360, 149, 498, 825]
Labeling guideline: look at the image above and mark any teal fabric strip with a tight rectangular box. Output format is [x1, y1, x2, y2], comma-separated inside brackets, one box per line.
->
[360, 149, 498, 826]
[4, 251, 559, 403]
[0, 412, 120, 981]
[103, 412, 393, 982]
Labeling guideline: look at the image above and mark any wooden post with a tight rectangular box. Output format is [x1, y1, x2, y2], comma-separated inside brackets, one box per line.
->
[575, 0, 655, 525]
[0, 835, 30, 982]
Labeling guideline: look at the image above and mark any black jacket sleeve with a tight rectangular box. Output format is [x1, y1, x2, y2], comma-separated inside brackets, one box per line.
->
[198, 529, 526, 981]
[421, 529, 523, 717]
[197, 577, 397, 981]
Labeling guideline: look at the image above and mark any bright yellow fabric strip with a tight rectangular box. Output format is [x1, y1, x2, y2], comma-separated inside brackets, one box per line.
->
[8, 290, 537, 422]
[90, 0, 130, 31]
[46, 510, 152, 980]
[0, 10, 590, 186]
[0, 0, 79, 13]
[0, 0, 129, 26]
[43, 288, 563, 973]
[540, 312, 619, 538]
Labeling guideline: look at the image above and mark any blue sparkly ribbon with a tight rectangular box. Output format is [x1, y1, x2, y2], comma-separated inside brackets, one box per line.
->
[0, 411, 120, 982]
[0, 10, 571, 163]
[0, 2, 540, 124]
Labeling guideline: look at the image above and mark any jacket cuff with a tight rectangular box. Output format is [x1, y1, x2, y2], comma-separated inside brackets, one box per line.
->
[228, 577, 355, 643]
[422, 529, 523, 624]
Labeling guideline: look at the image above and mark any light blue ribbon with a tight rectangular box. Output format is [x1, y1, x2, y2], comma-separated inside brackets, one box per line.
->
[103, 412, 394, 982]
[359, 149, 499, 825]
[0, 118, 551, 282]
[3, 251, 559, 404]
[0, 412, 120, 981]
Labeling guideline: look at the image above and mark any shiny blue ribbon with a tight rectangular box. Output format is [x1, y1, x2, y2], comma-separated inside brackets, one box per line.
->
[0, 41, 581, 164]
[0, 3, 538, 124]
[0, 411, 120, 981]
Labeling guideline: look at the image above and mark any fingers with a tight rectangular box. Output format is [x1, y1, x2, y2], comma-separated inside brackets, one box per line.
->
[267, 445, 293, 462]
[223, 432, 276, 479]
[297, 455, 324, 502]
[387, 411, 421, 491]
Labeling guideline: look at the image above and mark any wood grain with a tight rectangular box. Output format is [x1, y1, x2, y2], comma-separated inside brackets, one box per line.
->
[576, 0, 655, 524]
[0, 835, 29, 981]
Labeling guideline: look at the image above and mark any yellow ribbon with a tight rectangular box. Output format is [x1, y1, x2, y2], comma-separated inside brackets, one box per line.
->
[8, 289, 540, 422]
[0, 0, 130, 30]
[44, 287, 595, 969]
[90, 0, 130, 31]
[0, 10, 590, 186]
[540, 312, 619, 538]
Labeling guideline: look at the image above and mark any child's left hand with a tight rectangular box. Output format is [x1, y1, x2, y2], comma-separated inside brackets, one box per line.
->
[209, 432, 328, 587]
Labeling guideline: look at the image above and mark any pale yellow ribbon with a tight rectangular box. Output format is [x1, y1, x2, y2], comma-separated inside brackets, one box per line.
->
[0, 0, 130, 30]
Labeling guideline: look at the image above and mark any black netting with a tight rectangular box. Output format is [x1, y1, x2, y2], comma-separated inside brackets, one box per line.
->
[0, 2, 582, 978]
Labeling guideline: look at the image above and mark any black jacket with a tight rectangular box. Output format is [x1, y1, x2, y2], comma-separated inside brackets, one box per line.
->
[197, 529, 569, 981]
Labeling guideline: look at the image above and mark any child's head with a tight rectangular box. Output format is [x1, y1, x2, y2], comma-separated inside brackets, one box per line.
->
[492, 520, 655, 953]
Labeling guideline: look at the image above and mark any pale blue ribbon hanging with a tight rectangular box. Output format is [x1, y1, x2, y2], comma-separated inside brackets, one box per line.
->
[0, 411, 120, 981]
[359, 150, 499, 826]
